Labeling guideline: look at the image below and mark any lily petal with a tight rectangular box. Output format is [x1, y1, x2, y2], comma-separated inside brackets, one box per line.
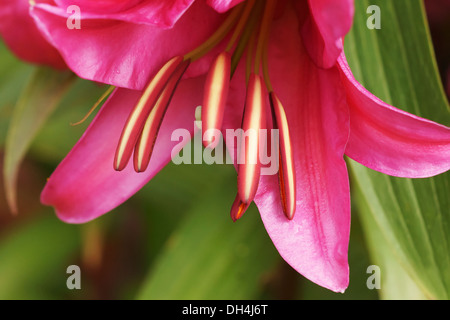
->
[30, 1, 225, 89]
[207, 0, 245, 13]
[301, 0, 354, 69]
[0, 0, 65, 68]
[259, 77, 350, 290]
[41, 76, 204, 223]
[52, 0, 196, 28]
[338, 54, 450, 178]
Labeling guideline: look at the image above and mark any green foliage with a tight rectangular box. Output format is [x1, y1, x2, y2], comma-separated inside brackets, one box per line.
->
[3, 67, 74, 213]
[345, 0, 450, 299]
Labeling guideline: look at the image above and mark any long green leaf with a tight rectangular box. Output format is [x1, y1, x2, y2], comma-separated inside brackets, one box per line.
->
[345, 0, 450, 299]
[137, 175, 279, 300]
[0, 216, 81, 299]
[352, 182, 428, 300]
[3, 67, 74, 214]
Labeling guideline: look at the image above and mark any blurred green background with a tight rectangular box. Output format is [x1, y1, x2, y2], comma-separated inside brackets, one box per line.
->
[0, 0, 448, 300]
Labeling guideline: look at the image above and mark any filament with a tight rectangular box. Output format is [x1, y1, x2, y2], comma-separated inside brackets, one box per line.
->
[70, 85, 115, 126]
[183, 3, 244, 62]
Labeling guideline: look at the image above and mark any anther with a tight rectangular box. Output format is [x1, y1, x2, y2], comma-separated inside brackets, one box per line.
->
[133, 59, 190, 172]
[269, 92, 296, 220]
[114, 56, 184, 171]
[202, 51, 231, 148]
[230, 194, 250, 222]
[237, 73, 266, 205]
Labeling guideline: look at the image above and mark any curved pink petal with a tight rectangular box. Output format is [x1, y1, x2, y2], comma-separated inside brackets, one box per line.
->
[51, 0, 195, 28]
[338, 54, 450, 178]
[41, 76, 204, 223]
[222, 5, 351, 292]
[206, 0, 245, 13]
[0, 0, 65, 68]
[301, 0, 354, 69]
[31, 1, 225, 89]
[53, 0, 144, 14]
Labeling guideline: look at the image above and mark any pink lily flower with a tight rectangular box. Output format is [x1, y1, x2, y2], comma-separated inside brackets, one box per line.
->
[27, 0, 449, 292]
[0, 0, 65, 68]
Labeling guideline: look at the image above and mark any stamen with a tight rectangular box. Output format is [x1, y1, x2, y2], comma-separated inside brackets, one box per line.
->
[270, 92, 296, 220]
[258, 3, 295, 220]
[183, 3, 244, 62]
[114, 56, 184, 171]
[202, 51, 231, 148]
[237, 73, 266, 205]
[230, 194, 250, 221]
[71, 85, 115, 126]
[109, 0, 291, 224]
[133, 60, 190, 172]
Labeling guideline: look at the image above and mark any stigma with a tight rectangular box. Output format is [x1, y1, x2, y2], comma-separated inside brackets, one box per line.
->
[113, 0, 296, 221]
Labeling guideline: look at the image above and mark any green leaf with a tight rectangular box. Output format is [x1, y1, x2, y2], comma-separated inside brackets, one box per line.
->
[0, 42, 35, 146]
[3, 67, 75, 214]
[345, 0, 450, 299]
[137, 175, 279, 300]
[352, 183, 427, 300]
[0, 215, 81, 299]
[135, 159, 236, 263]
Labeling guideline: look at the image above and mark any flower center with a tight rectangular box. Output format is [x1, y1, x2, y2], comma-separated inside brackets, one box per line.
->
[114, 0, 296, 221]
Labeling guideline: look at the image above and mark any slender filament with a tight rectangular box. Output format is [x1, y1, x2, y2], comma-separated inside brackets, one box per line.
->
[71, 85, 115, 126]
[183, 3, 244, 61]
[254, 0, 276, 73]
[225, 0, 256, 52]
